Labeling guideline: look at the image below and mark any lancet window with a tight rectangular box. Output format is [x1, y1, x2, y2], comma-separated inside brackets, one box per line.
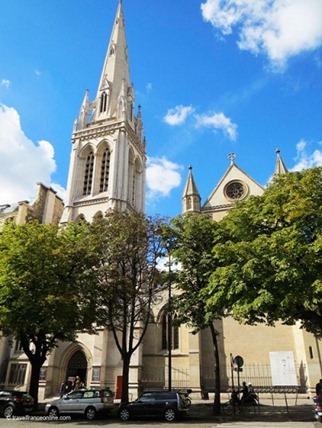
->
[100, 92, 108, 113]
[83, 151, 94, 195]
[100, 149, 111, 192]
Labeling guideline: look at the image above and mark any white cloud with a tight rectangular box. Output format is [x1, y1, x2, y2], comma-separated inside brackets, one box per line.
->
[0, 104, 63, 205]
[146, 157, 183, 199]
[201, 0, 322, 68]
[195, 112, 237, 140]
[156, 255, 181, 273]
[164, 105, 195, 126]
[1, 79, 11, 88]
[291, 139, 322, 171]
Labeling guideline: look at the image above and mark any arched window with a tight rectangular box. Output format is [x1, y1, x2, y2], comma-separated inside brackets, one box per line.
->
[100, 92, 108, 113]
[93, 211, 103, 221]
[186, 197, 192, 210]
[83, 151, 94, 195]
[131, 168, 136, 206]
[129, 158, 141, 208]
[76, 214, 86, 224]
[161, 313, 179, 351]
[100, 149, 110, 192]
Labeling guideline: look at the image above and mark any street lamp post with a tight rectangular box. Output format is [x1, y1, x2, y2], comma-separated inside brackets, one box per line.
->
[168, 252, 172, 391]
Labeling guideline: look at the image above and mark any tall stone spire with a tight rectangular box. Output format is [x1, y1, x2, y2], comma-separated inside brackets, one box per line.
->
[92, 0, 133, 122]
[274, 149, 288, 175]
[182, 165, 201, 214]
[61, 0, 146, 225]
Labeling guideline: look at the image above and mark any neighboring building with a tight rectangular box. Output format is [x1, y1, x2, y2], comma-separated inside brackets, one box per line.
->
[0, 183, 63, 231]
[1, 1, 320, 399]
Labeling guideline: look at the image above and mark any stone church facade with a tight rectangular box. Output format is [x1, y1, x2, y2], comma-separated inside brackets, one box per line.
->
[0, 1, 321, 400]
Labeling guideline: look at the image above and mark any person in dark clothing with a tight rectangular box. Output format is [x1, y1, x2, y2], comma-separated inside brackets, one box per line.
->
[60, 379, 70, 398]
[241, 381, 249, 402]
[316, 379, 322, 396]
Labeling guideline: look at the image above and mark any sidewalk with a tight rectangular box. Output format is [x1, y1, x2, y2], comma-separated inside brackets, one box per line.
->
[188, 393, 314, 423]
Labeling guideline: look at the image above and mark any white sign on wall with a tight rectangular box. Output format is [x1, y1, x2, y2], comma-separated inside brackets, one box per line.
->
[269, 351, 297, 386]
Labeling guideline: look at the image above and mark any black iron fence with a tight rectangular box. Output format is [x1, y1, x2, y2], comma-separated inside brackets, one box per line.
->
[140, 363, 307, 393]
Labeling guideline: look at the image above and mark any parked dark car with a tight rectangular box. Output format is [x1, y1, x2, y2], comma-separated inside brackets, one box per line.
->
[118, 390, 190, 422]
[0, 390, 34, 418]
[45, 388, 114, 420]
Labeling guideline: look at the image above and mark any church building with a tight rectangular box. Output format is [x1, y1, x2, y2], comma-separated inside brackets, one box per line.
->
[0, 0, 320, 400]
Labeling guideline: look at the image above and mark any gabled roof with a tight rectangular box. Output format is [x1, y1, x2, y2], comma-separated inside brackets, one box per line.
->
[202, 154, 264, 211]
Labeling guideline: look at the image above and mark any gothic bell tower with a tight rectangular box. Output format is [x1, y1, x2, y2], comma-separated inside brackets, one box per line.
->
[61, 0, 146, 224]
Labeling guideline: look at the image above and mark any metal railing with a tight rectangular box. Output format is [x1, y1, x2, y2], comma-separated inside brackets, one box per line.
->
[140, 363, 308, 393]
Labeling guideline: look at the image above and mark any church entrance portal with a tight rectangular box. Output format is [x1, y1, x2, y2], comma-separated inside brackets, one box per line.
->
[66, 350, 87, 386]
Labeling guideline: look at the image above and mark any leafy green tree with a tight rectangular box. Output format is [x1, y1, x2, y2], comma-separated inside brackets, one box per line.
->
[206, 167, 322, 335]
[89, 211, 165, 403]
[0, 221, 96, 405]
[162, 214, 223, 415]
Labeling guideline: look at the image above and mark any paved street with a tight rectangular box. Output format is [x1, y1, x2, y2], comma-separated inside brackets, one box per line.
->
[1, 407, 320, 428]
[0, 418, 320, 428]
[1, 394, 320, 428]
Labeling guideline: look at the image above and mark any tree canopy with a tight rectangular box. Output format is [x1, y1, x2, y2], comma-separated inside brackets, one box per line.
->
[0, 220, 96, 403]
[206, 167, 322, 335]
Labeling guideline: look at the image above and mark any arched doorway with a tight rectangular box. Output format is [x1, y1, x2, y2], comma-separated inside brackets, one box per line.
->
[66, 350, 87, 386]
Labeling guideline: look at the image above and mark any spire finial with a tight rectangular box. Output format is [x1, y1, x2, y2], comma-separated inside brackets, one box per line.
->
[188, 165, 192, 172]
[228, 153, 236, 164]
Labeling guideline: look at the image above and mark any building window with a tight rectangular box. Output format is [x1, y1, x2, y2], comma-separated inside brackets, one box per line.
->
[14, 340, 23, 352]
[309, 346, 314, 359]
[92, 367, 101, 383]
[83, 151, 94, 195]
[100, 149, 110, 192]
[186, 197, 192, 210]
[39, 367, 47, 382]
[161, 313, 179, 351]
[132, 170, 136, 206]
[225, 181, 247, 200]
[8, 363, 27, 385]
[100, 92, 108, 113]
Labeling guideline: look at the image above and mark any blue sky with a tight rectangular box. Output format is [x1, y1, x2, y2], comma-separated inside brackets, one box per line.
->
[0, 0, 322, 218]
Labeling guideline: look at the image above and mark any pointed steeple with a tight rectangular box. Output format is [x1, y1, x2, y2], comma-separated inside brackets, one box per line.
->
[274, 149, 288, 175]
[92, 0, 133, 122]
[61, 0, 146, 225]
[74, 89, 90, 131]
[182, 165, 201, 214]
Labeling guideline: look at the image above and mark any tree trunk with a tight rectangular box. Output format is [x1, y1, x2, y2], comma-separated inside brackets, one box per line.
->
[209, 323, 221, 415]
[28, 360, 43, 408]
[21, 336, 47, 409]
[121, 353, 131, 403]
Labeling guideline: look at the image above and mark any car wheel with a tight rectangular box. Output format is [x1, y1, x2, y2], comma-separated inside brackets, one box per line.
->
[48, 406, 59, 417]
[85, 406, 97, 420]
[164, 407, 176, 422]
[3, 405, 14, 418]
[119, 408, 131, 421]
